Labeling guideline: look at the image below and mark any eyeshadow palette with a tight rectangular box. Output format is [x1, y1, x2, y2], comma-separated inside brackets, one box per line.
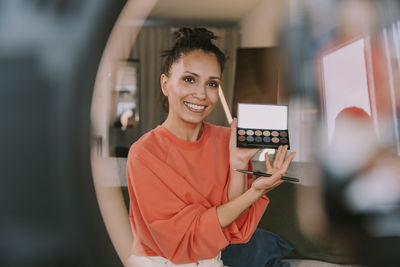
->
[237, 103, 290, 149]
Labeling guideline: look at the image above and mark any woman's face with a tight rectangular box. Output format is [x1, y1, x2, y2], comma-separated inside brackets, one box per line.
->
[161, 49, 221, 126]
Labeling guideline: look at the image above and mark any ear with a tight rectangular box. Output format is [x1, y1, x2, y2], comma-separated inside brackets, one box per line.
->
[160, 74, 169, 97]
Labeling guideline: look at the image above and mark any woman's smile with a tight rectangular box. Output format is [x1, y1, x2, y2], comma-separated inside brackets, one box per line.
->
[183, 101, 207, 113]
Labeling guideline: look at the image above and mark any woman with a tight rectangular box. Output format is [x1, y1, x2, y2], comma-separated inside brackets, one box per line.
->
[126, 27, 296, 266]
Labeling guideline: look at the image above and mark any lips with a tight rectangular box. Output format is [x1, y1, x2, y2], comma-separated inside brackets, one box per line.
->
[184, 101, 207, 113]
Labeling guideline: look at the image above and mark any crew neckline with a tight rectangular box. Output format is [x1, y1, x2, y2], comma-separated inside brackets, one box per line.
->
[157, 122, 209, 149]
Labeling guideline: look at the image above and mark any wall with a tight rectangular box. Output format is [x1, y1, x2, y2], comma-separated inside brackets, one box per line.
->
[239, 0, 319, 165]
[239, 0, 289, 47]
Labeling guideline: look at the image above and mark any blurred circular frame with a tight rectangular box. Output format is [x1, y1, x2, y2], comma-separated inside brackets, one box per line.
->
[90, 0, 158, 265]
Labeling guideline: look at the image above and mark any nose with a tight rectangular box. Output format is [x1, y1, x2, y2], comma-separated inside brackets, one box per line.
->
[193, 83, 207, 100]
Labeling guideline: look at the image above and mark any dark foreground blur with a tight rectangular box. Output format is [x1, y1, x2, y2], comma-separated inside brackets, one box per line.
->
[0, 1, 124, 266]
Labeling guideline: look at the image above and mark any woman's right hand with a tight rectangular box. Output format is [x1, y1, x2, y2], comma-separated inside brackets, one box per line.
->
[252, 145, 296, 195]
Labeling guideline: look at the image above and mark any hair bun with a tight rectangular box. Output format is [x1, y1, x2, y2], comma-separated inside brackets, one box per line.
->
[175, 27, 217, 45]
[161, 26, 225, 76]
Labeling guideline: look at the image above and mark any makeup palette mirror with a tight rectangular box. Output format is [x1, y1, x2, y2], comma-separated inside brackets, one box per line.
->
[237, 103, 290, 149]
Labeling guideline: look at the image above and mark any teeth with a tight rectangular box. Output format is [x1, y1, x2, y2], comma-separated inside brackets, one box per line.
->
[184, 101, 205, 111]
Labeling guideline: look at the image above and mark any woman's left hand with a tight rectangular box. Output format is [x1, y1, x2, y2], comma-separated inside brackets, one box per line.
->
[251, 145, 296, 194]
[265, 145, 295, 176]
[229, 118, 260, 169]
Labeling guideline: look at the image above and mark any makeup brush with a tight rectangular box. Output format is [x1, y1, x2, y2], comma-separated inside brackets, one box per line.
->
[234, 169, 299, 183]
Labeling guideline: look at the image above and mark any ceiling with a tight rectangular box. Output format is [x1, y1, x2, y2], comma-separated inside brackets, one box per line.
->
[148, 0, 264, 22]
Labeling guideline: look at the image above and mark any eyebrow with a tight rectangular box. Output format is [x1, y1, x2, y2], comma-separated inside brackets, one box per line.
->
[184, 71, 221, 80]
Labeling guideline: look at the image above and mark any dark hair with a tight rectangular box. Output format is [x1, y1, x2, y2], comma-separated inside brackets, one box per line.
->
[161, 27, 226, 75]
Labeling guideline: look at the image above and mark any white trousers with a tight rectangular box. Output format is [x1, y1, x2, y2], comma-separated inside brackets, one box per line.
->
[125, 252, 226, 267]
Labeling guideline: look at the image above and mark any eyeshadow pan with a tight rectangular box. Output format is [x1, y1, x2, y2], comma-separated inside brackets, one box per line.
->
[246, 130, 254, 136]
[263, 137, 271, 143]
[238, 129, 246, 135]
[280, 131, 288, 137]
[255, 136, 262, 142]
[271, 131, 279, 137]
[271, 137, 280, 143]
[246, 136, 255, 142]
[280, 137, 288, 144]
[238, 135, 246, 142]
[255, 130, 262, 136]
[263, 131, 271, 136]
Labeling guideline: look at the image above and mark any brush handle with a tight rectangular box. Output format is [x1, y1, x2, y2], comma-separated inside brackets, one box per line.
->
[240, 170, 300, 183]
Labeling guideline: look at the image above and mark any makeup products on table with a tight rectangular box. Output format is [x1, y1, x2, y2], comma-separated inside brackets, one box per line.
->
[235, 169, 299, 183]
[237, 103, 290, 149]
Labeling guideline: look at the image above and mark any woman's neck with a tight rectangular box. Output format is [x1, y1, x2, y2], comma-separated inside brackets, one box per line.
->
[162, 117, 204, 142]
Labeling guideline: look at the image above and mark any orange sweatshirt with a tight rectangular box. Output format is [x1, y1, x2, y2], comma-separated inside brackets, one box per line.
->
[126, 122, 269, 264]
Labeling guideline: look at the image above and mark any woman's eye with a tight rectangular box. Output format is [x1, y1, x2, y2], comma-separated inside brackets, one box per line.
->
[183, 77, 195, 83]
[208, 81, 219, 88]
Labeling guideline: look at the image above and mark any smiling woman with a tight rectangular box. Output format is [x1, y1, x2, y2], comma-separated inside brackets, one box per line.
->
[125, 27, 296, 266]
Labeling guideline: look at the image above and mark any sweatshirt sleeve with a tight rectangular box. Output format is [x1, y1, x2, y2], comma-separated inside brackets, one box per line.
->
[127, 153, 229, 264]
[223, 161, 270, 244]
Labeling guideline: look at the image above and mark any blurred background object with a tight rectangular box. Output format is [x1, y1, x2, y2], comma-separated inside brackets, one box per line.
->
[279, 0, 400, 266]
